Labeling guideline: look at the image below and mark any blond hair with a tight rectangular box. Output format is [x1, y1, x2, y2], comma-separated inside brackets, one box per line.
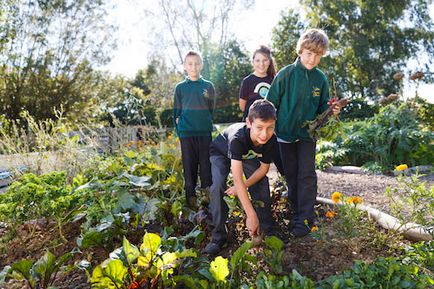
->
[296, 29, 329, 55]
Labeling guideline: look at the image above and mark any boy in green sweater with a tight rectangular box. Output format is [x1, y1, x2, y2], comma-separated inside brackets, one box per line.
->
[266, 29, 341, 237]
[173, 51, 216, 208]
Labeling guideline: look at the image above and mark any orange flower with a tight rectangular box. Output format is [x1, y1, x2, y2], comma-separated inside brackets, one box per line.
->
[331, 192, 343, 204]
[311, 226, 318, 232]
[346, 196, 363, 205]
[325, 211, 337, 218]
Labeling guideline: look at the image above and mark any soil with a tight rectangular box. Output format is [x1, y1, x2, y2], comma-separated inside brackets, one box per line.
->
[0, 169, 432, 287]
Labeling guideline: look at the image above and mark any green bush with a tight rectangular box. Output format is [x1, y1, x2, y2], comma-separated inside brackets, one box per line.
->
[329, 102, 433, 171]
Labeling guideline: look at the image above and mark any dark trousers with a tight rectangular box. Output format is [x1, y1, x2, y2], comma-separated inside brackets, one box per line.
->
[279, 140, 317, 234]
[209, 154, 275, 244]
[180, 136, 212, 199]
[272, 144, 285, 176]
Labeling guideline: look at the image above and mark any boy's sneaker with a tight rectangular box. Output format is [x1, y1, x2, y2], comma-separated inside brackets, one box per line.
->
[204, 241, 226, 255]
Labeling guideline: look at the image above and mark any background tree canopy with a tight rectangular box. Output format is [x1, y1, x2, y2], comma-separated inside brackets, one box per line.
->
[0, 0, 116, 124]
[0, 0, 433, 127]
[272, 0, 434, 100]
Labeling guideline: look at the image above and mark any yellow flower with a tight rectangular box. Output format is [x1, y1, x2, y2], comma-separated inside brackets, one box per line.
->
[311, 226, 318, 232]
[325, 211, 337, 218]
[395, 164, 408, 171]
[331, 191, 343, 204]
[346, 196, 363, 205]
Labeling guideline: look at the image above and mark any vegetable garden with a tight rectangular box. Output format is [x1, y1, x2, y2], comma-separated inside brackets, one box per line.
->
[0, 99, 433, 288]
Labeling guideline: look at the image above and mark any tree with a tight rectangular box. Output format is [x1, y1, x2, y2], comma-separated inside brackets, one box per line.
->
[271, 9, 306, 70]
[203, 40, 252, 123]
[144, 0, 254, 70]
[0, 0, 116, 123]
[271, 0, 434, 100]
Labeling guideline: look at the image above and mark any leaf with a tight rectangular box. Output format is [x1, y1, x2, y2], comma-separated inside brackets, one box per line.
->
[78, 230, 104, 249]
[230, 241, 252, 270]
[155, 252, 178, 275]
[105, 259, 128, 284]
[123, 173, 151, 187]
[124, 150, 137, 159]
[0, 266, 11, 284]
[32, 251, 57, 284]
[264, 236, 284, 251]
[137, 252, 153, 268]
[117, 192, 136, 210]
[140, 233, 161, 254]
[9, 260, 34, 282]
[209, 256, 229, 283]
[123, 237, 140, 265]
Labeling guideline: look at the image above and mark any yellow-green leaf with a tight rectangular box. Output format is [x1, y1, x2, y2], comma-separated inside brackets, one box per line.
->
[124, 150, 137, 159]
[137, 252, 153, 268]
[209, 256, 229, 282]
[140, 233, 161, 254]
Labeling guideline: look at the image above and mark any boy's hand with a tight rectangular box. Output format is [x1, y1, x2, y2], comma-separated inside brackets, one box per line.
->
[225, 186, 237, 197]
[332, 104, 341, 116]
[246, 214, 259, 237]
[328, 98, 342, 116]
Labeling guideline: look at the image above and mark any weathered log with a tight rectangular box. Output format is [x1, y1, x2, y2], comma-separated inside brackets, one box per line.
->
[316, 197, 432, 242]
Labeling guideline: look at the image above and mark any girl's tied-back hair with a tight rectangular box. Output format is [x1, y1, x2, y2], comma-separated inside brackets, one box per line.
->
[296, 28, 329, 55]
[253, 45, 276, 78]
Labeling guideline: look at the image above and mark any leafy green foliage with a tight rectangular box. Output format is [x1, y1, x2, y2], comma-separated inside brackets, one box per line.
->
[386, 173, 434, 236]
[1, 250, 73, 289]
[203, 40, 252, 123]
[334, 103, 433, 171]
[319, 257, 434, 288]
[272, 0, 434, 99]
[0, 172, 82, 225]
[0, 0, 116, 123]
[316, 141, 348, 170]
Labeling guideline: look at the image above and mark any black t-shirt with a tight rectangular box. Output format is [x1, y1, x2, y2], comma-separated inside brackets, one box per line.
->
[210, 123, 276, 163]
[239, 74, 273, 121]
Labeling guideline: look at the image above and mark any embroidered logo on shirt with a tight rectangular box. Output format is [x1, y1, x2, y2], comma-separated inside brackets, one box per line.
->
[242, 149, 262, 160]
[203, 89, 209, 98]
[312, 87, 321, 97]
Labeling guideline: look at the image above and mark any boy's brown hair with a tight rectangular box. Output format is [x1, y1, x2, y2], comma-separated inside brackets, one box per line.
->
[184, 50, 203, 64]
[296, 28, 329, 55]
[247, 99, 277, 122]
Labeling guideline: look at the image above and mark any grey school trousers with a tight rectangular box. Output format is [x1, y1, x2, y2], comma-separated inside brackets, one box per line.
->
[208, 154, 274, 244]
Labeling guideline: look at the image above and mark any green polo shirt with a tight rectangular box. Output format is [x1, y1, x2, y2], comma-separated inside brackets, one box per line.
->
[173, 77, 215, 138]
[266, 58, 330, 142]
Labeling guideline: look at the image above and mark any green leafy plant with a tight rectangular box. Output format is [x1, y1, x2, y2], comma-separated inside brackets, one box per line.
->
[319, 257, 434, 288]
[91, 232, 203, 288]
[0, 171, 88, 241]
[316, 140, 348, 170]
[0, 250, 73, 289]
[386, 172, 434, 237]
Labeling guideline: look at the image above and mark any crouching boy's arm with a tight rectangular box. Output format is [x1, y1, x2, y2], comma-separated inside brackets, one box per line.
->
[231, 159, 260, 237]
[225, 162, 269, 195]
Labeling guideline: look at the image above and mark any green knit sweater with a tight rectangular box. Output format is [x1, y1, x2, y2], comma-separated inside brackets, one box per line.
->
[173, 77, 215, 138]
[266, 58, 330, 142]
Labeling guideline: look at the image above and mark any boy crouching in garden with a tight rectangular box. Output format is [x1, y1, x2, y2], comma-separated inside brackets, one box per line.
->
[204, 99, 278, 255]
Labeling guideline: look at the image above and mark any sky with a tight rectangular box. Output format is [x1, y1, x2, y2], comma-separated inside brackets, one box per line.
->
[105, 0, 433, 103]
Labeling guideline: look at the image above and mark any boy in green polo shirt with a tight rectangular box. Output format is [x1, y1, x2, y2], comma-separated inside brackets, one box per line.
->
[173, 51, 216, 208]
[266, 29, 341, 237]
